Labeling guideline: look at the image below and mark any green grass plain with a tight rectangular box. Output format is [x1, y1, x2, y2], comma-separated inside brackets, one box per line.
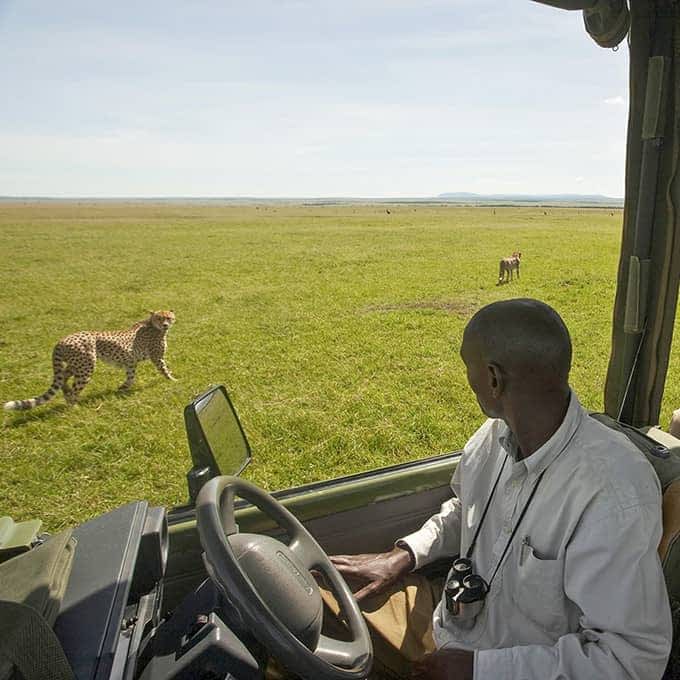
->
[2, 202, 680, 531]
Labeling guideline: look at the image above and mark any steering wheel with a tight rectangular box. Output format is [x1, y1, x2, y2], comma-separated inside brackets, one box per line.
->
[196, 475, 373, 680]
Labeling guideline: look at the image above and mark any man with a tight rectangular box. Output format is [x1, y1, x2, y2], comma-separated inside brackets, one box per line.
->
[329, 299, 672, 679]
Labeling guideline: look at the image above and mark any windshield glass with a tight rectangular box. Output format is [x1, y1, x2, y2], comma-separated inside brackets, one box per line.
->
[7, 2, 677, 533]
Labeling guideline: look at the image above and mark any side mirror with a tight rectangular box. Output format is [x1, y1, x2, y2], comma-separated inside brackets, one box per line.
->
[184, 385, 252, 503]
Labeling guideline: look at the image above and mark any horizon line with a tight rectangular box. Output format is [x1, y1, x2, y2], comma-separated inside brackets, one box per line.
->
[0, 192, 624, 201]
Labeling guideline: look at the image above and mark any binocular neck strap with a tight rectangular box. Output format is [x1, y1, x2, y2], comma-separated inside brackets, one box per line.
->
[465, 453, 509, 559]
[463, 451, 547, 590]
[464, 421, 579, 588]
[485, 467, 547, 589]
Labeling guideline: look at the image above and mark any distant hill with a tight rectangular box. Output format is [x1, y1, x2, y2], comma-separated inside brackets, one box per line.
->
[437, 192, 623, 207]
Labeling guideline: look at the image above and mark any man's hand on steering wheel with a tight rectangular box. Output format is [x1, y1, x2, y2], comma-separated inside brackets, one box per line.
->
[330, 545, 414, 601]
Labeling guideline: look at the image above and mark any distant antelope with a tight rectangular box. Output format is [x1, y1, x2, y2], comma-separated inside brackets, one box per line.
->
[498, 251, 521, 284]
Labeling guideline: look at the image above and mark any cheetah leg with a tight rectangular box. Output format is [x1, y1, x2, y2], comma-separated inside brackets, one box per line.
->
[119, 364, 137, 390]
[153, 357, 177, 381]
[68, 363, 94, 404]
[62, 368, 74, 400]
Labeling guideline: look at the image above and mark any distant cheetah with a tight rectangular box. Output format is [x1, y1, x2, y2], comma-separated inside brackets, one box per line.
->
[498, 251, 521, 285]
[4, 310, 176, 411]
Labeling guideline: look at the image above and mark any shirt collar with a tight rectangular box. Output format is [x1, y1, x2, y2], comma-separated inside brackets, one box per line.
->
[498, 390, 584, 480]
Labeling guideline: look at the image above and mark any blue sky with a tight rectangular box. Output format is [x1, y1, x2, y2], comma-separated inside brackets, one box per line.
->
[0, 1, 629, 198]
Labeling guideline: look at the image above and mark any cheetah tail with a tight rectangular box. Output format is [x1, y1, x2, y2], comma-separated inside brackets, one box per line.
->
[3, 347, 67, 411]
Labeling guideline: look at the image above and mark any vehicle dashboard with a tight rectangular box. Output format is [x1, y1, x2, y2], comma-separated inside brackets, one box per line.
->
[53, 501, 260, 680]
[53, 502, 166, 679]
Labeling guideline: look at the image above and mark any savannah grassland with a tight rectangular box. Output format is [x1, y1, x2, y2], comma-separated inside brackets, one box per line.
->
[3, 202, 680, 532]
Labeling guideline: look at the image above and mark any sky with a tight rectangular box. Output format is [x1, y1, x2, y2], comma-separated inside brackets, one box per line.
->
[0, 1, 629, 198]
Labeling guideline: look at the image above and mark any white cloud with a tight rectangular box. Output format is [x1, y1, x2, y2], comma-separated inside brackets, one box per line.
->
[604, 95, 625, 106]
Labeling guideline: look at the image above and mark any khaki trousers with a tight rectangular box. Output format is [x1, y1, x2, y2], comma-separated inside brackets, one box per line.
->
[320, 575, 445, 679]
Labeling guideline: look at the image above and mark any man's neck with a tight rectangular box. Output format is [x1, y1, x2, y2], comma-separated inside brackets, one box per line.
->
[506, 389, 571, 460]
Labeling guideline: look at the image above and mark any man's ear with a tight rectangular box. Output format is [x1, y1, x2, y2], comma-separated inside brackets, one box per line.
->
[487, 362, 504, 397]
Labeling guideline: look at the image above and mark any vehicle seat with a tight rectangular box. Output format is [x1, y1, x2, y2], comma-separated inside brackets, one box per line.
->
[660, 479, 680, 600]
[659, 479, 680, 680]
[611, 422, 680, 680]
[640, 427, 680, 604]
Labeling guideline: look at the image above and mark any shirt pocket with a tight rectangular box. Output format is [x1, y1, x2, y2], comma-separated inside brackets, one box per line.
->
[512, 541, 566, 633]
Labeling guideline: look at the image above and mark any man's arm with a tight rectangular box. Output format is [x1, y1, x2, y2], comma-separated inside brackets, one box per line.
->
[330, 490, 463, 600]
[476, 503, 672, 680]
[398, 494, 462, 569]
[329, 439, 472, 599]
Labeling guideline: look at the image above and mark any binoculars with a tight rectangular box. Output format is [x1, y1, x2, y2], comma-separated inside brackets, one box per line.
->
[444, 557, 489, 623]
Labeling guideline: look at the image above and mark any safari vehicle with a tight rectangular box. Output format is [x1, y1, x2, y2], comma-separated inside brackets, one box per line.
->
[3, 0, 680, 678]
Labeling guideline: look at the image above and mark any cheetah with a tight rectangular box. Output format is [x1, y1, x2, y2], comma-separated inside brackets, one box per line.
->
[498, 251, 521, 285]
[3, 310, 177, 411]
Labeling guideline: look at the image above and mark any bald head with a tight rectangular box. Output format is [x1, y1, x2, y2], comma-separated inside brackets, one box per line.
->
[463, 299, 572, 387]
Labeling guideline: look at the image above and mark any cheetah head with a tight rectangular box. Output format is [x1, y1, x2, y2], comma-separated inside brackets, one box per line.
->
[149, 310, 176, 331]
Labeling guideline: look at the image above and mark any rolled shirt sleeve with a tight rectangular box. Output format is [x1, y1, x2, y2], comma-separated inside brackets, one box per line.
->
[475, 501, 672, 680]
[398, 464, 463, 569]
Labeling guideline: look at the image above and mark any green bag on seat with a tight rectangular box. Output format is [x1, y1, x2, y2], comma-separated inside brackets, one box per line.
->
[0, 529, 77, 680]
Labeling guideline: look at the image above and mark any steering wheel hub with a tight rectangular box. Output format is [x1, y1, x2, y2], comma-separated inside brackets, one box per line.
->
[229, 533, 323, 649]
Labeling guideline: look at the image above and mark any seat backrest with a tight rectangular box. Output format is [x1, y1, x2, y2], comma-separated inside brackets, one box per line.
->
[621, 426, 680, 680]
[660, 480, 680, 602]
[590, 414, 680, 600]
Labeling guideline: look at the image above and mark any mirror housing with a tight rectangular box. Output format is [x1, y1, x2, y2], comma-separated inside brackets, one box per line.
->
[531, 0, 630, 49]
[184, 385, 252, 503]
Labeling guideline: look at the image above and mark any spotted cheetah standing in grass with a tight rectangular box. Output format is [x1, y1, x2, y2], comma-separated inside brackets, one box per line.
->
[498, 251, 522, 285]
[3, 310, 177, 411]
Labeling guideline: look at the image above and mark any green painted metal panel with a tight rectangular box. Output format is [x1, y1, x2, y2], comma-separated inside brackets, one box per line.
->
[0, 516, 43, 563]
